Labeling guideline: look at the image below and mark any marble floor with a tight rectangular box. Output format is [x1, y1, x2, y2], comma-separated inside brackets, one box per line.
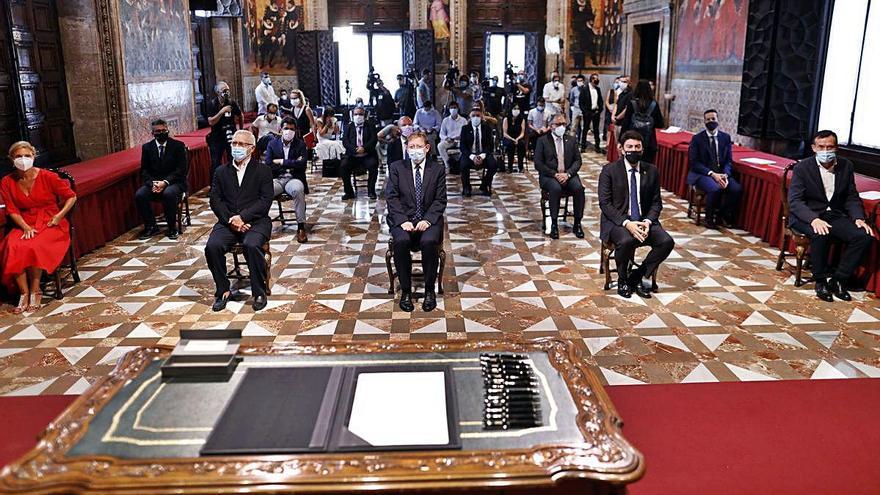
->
[1, 150, 879, 396]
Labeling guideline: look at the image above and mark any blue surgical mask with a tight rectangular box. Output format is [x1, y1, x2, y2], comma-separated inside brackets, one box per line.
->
[231, 146, 249, 161]
[470, 116, 482, 127]
[537, 105, 545, 111]
[816, 150, 836, 163]
[409, 148, 426, 163]
[449, 108, 459, 117]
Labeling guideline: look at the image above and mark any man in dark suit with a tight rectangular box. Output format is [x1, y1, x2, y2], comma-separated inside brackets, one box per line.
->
[205, 130, 274, 312]
[264, 117, 309, 243]
[386, 131, 447, 312]
[384, 116, 413, 165]
[534, 114, 585, 239]
[340, 106, 379, 200]
[687, 109, 742, 228]
[578, 73, 604, 153]
[788, 129, 874, 302]
[135, 119, 188, 240]
[598, 130, 675, 298]
[459, 107, 497, 197]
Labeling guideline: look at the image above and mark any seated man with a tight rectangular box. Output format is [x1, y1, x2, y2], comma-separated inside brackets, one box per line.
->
[414, 100, 442, 157]
[385, 131, 447, 312]
[438, 101, 466, 171]
[251, 103, 281, 156]
[340, 106, 379, 200]
[534, 114, 585, 239]
[788, 129, 874, 302]
[264, 117, 309, 243]
[382, 116, 414, 165]
[459, 107, 497, 197]
[205, 130, 274, 312]
[598, 130, 675, 298]
[135, 119, 187, 240]
[527, 96, 551, 151]
[687, 109, 742, 228]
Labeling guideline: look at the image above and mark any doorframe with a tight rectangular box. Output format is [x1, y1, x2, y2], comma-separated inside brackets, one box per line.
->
[621, 4, 672, 123]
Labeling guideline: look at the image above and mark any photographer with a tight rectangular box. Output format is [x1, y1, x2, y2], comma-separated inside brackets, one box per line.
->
[417, 69, 433, 110]
[395, 73, 417, 119]
[466, 71, 483, 107]
[483, 76, 504, 118]
[512, 70, 532, 113]
[207, 81, 243, 181]
[441, 60, 461, 112]
[373, 79, 396, 126]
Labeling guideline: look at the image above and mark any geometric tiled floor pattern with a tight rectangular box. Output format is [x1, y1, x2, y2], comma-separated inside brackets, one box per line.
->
[1, 150, 879, 396]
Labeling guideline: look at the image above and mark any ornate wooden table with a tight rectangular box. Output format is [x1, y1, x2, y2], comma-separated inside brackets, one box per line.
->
[0, 339, 644, 494]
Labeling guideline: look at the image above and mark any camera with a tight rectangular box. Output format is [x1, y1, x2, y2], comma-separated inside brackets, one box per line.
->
[367, 67, 382, 91]
[443, 60, 460, 90]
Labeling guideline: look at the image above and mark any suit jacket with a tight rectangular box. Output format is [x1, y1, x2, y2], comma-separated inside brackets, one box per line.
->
[687, 130, 733, 185]
[598, 159, 663, 241]
[578, 84, 603, 116]
[386, 136, 407, 165]
[459, 123, 494, 161]
[263, 135, 309, 194]
[787, 156, 866, 226]
[534, 133, 582, 181]
[342, 121, 378, 158]
[209, 157, 274, 239]
[385, 158, 447, 228]
[140, 137, 187, 189]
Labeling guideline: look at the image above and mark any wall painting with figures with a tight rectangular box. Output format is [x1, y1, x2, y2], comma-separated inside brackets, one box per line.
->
[243, 0, 306, 75]
[566, 0, 624, 71]
[674, 0, 749, 80]
[119, 0, 191, 79]
[429, 0, 451, 63]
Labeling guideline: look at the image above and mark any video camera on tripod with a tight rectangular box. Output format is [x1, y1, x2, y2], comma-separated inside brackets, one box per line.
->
[367, 66, 382, 91]
[443, 60, 460, 90]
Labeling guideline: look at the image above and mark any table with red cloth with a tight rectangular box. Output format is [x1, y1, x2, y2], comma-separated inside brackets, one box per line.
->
[606, 128, 880, 295]
[60, 135, 211, 257]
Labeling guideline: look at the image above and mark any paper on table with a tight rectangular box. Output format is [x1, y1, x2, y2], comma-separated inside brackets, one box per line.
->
[348, 371, 449, 446]
[660, 126, 682, 133]
[740, 157, 776, 165]
[183, 340, 228, 353]
[859, 191, 880, 200]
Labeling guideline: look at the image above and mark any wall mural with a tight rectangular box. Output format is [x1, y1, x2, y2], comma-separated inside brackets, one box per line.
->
[243, 0, 305, 75]
[429, 0, 451, 62]
[567, 0, 624, 70]
[674, 0, 749, 79]
[119, 0, 191, 79]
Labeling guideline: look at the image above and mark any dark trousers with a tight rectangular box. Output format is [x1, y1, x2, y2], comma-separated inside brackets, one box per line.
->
[503, 138, 525, 171]
[205, 225, 269, 298]
[209, 140, 231, 183]
[790, 211, 874, 282]
[135, 183, 184, 230]
[603, 108, 612, 140]
[608, 223, 675, 281]
[581, 109, 601, 150]
[540, 175, 585, 225]
[460, 153, 498, 191]
[391, 222, 443, 293]
[340, 154, 378, 196]
[693, 175, 743, 222]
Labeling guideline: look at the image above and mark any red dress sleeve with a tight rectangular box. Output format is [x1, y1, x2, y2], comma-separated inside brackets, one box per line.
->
[0, 176, 21, 216]
[46, 170, 76, 201]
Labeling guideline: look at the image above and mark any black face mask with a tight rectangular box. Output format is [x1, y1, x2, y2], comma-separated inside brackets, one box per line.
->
[705, 121, 719, 132]
[221, 91, 230, 100]
[154, 132, 169, 143]
[624, 151, 642, 164]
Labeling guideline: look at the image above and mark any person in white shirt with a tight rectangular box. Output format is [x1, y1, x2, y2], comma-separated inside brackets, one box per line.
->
[527, 97, 551, 152]
[569, 74, 585, 145]
[438, 101, 467, 169]
[254, 72, 278, 115]
[542, 71, 566, 118]
[250, 103, 282, 155]
[314, 106, 345, 161]
[414, 100, 443, 157]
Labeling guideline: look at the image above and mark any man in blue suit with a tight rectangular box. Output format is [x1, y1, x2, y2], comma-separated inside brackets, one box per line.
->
[264, 117, 309, 242]
[687, 109, 742, 228]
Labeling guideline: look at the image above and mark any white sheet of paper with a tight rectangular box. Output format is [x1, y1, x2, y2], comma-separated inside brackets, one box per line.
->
[348, 371, 449, 446]
[859, 191, 880, 200]
[183, 340, 228, 353]
[740, 157, 776, 165]
[660, 126, 682, 133]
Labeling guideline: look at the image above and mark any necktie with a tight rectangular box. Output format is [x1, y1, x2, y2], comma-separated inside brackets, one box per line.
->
[709, 135, 718, 170]
[158, 144, 165, 160]
[357, 126, 363, 147]
[474, 126, 481, 154]
[629, 167, 640, 221]
[555, 137, 565, 173]
[414, 164, 423, 221]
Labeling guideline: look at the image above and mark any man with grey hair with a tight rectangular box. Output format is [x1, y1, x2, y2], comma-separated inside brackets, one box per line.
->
[206, 130, 274, 312]
[207, 81, 243, 181]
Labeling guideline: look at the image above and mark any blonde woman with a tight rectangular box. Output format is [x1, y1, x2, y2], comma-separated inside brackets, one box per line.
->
[289, 89, 318, 142]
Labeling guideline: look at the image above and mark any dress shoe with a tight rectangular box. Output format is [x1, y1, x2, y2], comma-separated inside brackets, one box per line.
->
[212, 292, 231, 312]
[399, 291, 414, 312]
[518, 167, 524, 173]
[341, 193, 355, 200]
[549, 224, 559, 239]
[368, 192, 378, 200]
[634, 282, 653, 299]
[166, 229, 179, 240]
[252, 295, 268, 311]
[138, 225, 160, 240]
[296, 228, 308, 243]
[573, 223, 585, 239]
[479, 186, 491, 196]
[617, 281, 632, 298]
[462, 187, 472, 197]
[830, 278, 852, 301]
[815, 281, 834, 302]
[422, 290, 437, 312]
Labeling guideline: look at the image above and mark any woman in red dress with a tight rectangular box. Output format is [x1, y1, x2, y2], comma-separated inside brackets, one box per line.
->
[1, 141, 77, 313]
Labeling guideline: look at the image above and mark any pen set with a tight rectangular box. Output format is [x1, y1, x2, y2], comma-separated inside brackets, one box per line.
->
[480, 353, 542, 430]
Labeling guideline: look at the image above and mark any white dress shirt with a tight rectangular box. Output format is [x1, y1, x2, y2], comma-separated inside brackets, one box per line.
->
[233, 158, 249, 186]
[816, 157, 835, 204]
[254, 82, 278, 115]
[439, 115, 466, 141]
[542, 81, 565, 115]
[469, 124, 486, 161]
[588, 84, 601, 110]
[622, 161, 651, 226]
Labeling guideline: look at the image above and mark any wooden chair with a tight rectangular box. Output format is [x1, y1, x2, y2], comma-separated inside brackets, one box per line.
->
[385, 238, 446, 295]
[775, 163, 813, 287]
[41, 170, 80, 300]
[154, 147, 192, 234]
[686, 185, 707, 226]
[227, 240, 273, 296]
[540, 188, 572, 231]
[271, 193, 297, 226]
[599, 239, 658, 292]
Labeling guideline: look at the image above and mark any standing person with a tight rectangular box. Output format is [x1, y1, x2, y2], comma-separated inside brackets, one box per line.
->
[134, 119, 187, 241]
[603, 76, 620, 142]
[542, 71, 566, 118]
[787, 130, 874, 303]
[278, 89, 293, 118]
[382, 116, 414, 165]
[502, 104, 526, 173]
[619, 79, 664, 164]
[612, 75, 632, 139]
[340, 107, 379, 200]
[207, 81, 244, 181]
[459, 107, 497, 197]
[0, 141, 77, 314]
[385, 131, 447, 312]
[254, 72, 278, 115]
[569, 75, 585, 148]
[438, 101, 467, 171]
[687, 109, 742, 229]
[466, 71, 483, 107]
[534, 115, 585, 239]
[483, 76, 504, 118]
[414, 100, 442, 157]
[264, 117, 309, 243]
[579, 73, 604, 153]
[205, 130, 274, 312]
[455, 75, 474, 114]
[374, 80, 396, 126]
[527, 97, 551, 152]
[417, 69, 433, 109]
[395, 74, 417, 119]
[289, 89, 317, 139]
[512, 70, 533, 112]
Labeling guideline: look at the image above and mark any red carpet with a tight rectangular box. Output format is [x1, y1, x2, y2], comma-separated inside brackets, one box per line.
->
[2, 381, 879, 495]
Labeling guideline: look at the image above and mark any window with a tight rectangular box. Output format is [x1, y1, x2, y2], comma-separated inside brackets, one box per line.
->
[335, 31, 403, 105]
[818, 1, 880, 149]
[486, 33, 526, 82]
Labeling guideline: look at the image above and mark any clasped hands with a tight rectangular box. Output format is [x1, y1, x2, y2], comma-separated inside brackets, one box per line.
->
[229, 215, 251, 233]
[151, 180, 167, 194]
[625, 220, 651, 242]
[708, 172, 729, 189]
[401, 220, 431, 232]
[554, 172, 569, 184]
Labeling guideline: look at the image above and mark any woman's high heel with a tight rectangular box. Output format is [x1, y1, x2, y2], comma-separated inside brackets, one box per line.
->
[26, 292, 41, 312]
[13, 294, 29, 314]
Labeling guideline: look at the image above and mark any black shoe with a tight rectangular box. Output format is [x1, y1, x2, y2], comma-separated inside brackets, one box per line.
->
[634, 282, 653, 299]
[368, 192, 378, 200]
[617, 281, 632, 298]
[573, 223, 584, 239]
[830, 278, 852, 301]
[252, 295, 268, 311]
[478, 186, 490, 196]
[212, 292, 231, 312]
[166, 229, 179, 240]
[518, 167, 524, 173]
[341, 194, 355, 200]
[815, 281, 834, 302]
[462, 187, 472, 197]
[549, 224, 559, 239]
[422, 291, 437, 312]
[507, 167, 514, 173]
[399, 291, 414, 312]
[138, 225, 160, 240]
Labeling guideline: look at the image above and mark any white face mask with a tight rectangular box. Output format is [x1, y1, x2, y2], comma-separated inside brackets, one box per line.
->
[14, 156, 34, 171]
[292, 98, 301, 106]
[282, 129, 296, 141]
[553, 125, 566, 137]
[449, 108, 459, 117]
[512, 110, 520, 117]
[400, 125, 414, 137]
[470, 116, 481, 127]
[577, 81, 585, 87]
[353, 115, 365, 125]
[409, 148, 426, 163]
[231, 146, 249, 162]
